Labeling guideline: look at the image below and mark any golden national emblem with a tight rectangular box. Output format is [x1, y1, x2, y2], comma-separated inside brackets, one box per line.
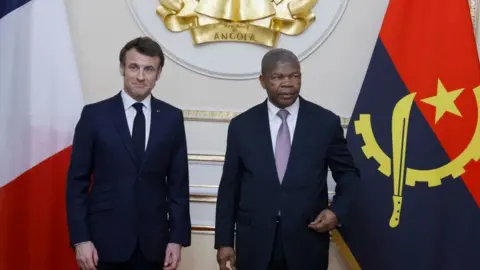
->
[156, 0, 318, 47]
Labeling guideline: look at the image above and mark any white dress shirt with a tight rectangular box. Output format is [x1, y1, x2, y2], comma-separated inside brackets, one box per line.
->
[267, 97, 300, 154]
[121, 90, 151, 150]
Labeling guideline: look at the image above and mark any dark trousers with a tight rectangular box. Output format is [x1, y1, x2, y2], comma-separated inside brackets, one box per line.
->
[268, 217, 288, 270]
[97, 244, 162, 270]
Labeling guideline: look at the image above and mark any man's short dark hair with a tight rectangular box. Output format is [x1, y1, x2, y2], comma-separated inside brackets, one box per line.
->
[119, 36, 165, 68]
[261, 48, 300, 75]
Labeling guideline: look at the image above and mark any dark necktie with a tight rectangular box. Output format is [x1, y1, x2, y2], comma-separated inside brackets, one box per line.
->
[132, 103, 145, 168]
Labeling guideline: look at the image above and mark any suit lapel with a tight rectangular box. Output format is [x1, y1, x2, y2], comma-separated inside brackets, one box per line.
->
[255, 100, 281, 186]
[282, 97, 313, 184]
[110, 93, 136, 165]
[140, 97, 164, 171]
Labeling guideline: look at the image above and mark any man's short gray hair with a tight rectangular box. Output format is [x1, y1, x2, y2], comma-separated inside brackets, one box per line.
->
[261, 48, 300, 75]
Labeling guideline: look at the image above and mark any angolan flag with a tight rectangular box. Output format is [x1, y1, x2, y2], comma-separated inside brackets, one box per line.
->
[1, 0, 83, 268]
[341, 0, 480, 269]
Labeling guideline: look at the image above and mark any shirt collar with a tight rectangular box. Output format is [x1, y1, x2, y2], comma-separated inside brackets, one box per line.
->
[121, 89, 151, 111]
[267, 97, 300, 121]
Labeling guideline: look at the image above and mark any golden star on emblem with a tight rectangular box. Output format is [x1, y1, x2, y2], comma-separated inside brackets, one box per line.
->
[421, 79, 464, 123]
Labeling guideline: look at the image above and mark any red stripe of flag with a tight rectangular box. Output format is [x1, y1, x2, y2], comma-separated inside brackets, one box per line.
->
[0, 147, 77, 269]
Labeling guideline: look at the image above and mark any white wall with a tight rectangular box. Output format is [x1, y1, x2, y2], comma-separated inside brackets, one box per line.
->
[65, 0, 389, 114]
[64, 0, 391, 268]
[64, 0, 390, 177]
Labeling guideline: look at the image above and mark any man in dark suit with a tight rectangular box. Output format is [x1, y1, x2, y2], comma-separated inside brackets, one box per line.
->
[66, 37, 191, 270]
[215, 48, 359, 270]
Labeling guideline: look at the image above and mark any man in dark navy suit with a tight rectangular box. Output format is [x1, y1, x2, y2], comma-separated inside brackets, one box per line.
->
[215, 48, 360, 270]
[66, 37, 191, 270]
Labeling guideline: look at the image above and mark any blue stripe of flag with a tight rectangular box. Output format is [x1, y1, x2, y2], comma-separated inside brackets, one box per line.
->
[1, 0, 32, 20]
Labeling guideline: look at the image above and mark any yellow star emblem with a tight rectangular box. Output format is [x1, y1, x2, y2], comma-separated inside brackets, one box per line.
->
[421, 79, 464, 123]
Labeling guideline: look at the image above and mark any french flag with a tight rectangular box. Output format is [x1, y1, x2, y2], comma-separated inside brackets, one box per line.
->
[1, 0, 83, 268]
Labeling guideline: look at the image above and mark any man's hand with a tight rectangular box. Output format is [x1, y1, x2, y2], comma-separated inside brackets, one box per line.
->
[217, 247, 236, 270]
[75, 241, 98, 270]
[163, 243, 182, 270]
[308, 209, 338, 232]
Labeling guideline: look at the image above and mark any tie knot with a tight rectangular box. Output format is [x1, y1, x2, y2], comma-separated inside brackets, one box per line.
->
[133, 102, 143, 112]
[277, 109, 289, 121]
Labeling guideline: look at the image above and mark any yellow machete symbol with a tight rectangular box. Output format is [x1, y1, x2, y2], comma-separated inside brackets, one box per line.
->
[353, 83, 480, 228]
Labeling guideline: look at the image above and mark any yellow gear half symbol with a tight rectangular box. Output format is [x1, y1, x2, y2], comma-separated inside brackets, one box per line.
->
[352, 85, 480, 228]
